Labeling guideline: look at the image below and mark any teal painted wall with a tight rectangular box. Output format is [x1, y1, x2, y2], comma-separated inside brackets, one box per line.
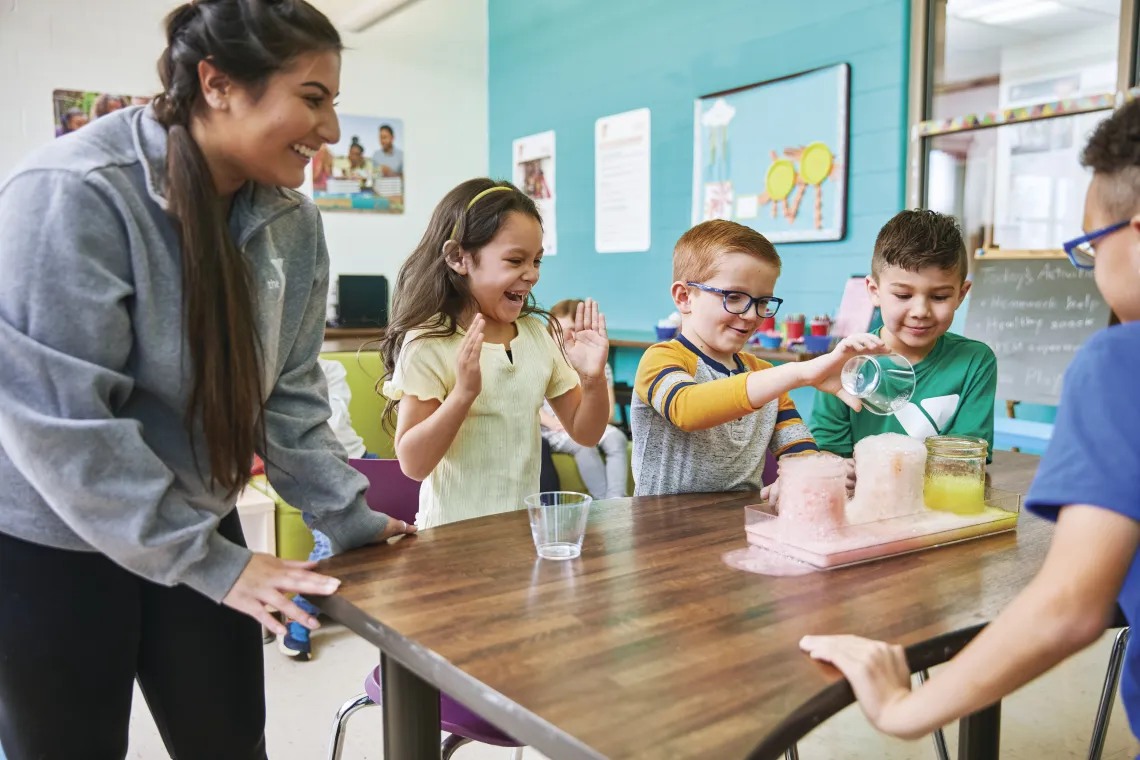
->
[489, 0, 911, 415]
[490, 0, 910, 320]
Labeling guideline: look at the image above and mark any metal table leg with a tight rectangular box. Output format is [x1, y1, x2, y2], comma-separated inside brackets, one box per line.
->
[957, 701, 1001, 760]
[381, 651, 441, 760]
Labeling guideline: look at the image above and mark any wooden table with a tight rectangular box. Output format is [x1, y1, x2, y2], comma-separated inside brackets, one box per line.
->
[315, 451, 1047, 760]
[323, 326, 385, 354]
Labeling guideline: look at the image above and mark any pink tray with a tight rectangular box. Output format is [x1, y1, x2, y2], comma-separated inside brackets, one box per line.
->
[745, 488, 1022, 570]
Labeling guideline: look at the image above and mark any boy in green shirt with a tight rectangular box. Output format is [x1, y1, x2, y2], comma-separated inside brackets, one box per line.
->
[810, 210, 998, 460]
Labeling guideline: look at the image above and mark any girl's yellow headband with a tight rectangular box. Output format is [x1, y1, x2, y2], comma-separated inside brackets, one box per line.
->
[450, 185, 513, 241]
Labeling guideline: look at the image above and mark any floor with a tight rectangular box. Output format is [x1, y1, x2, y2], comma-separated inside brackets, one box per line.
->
[126, 625, 1140, 760]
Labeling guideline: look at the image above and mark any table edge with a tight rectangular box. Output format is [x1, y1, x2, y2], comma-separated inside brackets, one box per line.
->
[743, 624, 986, 760]
[313, 594, 988, 760]
[311, 593, 608, 760]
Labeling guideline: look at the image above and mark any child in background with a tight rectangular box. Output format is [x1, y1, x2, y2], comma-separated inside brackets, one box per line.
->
[801, 98, 1140, 747]
[810, 210, 997, 461]
[632, 220, 887, 497]
[381, 179, 612, 528]
[278, 357, 382, 661]
[541, 298, 629, 500]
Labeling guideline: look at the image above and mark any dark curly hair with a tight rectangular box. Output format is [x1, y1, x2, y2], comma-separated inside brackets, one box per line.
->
[1082, 100, 1140, 218]
[871, 209, 967, 282]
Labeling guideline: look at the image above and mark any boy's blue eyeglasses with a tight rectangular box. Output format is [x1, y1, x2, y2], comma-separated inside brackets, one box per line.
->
[1062, 220, 1130, 270]
[686, 282, 783, 318]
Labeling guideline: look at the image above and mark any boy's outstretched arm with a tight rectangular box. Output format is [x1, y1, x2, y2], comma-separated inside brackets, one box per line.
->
[636, 335, 888, 433]
[800, 504, 1138, 740]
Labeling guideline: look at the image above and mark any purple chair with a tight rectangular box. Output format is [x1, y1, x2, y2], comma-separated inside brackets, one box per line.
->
[327, 459, 524, 760]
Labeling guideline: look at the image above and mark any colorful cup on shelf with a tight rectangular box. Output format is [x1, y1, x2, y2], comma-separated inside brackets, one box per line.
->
[655, 325, 678, 341]
[784, 314, 806, 341]
[759, 315, 777, 333]
[802, 334, 832, 353]
[810, 315, 831, 337]
[757, 333, 783, 350]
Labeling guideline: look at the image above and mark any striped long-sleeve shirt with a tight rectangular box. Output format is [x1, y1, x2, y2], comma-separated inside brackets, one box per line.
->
[630, 334, 817, 496]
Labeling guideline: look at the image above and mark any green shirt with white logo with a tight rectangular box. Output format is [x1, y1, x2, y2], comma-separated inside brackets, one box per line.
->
[810, 330, 998, 462]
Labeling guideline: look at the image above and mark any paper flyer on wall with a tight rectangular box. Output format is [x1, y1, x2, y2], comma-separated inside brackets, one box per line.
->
[513, 130, 557, 256]
[595, 108, 651, 253]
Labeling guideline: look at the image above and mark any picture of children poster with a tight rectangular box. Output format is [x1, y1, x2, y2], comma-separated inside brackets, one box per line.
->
[512, 130, 557, 256]
[53, 89, 152, 138]
[309, 114, 404, 214]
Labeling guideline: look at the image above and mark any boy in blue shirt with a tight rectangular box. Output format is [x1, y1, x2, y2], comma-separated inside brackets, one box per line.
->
[800, 100, 1140, 744]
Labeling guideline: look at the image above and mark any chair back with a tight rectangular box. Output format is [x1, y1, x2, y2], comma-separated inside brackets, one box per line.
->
[348, 458, 420, 525]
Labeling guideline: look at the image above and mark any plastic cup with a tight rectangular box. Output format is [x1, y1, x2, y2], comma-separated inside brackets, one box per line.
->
[526, 491, 592, 560]
[840, 353, 916, 415]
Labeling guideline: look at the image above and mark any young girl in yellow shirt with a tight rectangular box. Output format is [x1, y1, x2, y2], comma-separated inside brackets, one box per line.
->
[381, 179, 612, 528]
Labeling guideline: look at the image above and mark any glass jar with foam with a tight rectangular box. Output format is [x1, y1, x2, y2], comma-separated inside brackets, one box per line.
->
[775, 453, 847, 535]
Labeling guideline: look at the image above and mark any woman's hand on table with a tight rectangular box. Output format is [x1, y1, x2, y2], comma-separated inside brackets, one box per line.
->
[799, 634, 922, 739]
[224, 554, 340, 635]
[378, 516, 418, 541]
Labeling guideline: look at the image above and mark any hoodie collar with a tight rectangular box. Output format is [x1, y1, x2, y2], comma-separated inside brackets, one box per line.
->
[131, 105, 303, 247]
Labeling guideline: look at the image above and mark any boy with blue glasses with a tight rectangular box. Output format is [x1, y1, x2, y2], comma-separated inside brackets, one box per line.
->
[801, 100, 1140, 747]
[631, 220, 887, 496]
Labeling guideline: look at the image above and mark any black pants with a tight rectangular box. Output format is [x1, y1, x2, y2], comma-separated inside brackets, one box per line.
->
[0, 514, 268, 760]
[540, 437, 560, 492]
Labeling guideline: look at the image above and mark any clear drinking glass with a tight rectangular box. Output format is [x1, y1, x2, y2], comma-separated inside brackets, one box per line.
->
[526, 491, 592, 560]
[840, 353, 916, 415]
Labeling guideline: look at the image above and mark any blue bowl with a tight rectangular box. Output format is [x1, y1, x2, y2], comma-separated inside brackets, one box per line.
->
[655, 325, 678, 341]
[757, 334, 783, 350]
[803, 334, 832, 353]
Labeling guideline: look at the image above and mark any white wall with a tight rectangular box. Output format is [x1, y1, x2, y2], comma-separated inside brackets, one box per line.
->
[0, 0, 489, 288]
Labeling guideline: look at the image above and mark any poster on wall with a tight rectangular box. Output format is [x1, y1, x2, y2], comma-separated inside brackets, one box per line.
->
[595, 108, 651, 253]
[512, 130, 557, 256]
[691, 63, 850, 243]
[53, 89, 152, 137]
[307, 114, 404, 213]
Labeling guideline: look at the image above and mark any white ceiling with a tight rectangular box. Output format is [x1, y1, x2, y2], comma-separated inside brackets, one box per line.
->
[942, 0, 1119, 81]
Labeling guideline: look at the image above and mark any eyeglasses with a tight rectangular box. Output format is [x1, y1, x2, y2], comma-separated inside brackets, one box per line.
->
[1062, 220, 1129, 271]
[686, 282, 783, 318]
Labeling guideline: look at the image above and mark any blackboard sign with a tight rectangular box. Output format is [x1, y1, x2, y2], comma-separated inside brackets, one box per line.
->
[964, 256, 1109, 405]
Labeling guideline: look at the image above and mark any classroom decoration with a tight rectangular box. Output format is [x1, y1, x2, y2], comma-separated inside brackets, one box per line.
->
[513, 130, 557, 256]
[302, 114, 405, 213]
[692, 63, 849, 243]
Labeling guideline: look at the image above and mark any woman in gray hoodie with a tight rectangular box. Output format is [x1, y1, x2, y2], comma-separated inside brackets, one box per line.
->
[0, 1, 414, 756]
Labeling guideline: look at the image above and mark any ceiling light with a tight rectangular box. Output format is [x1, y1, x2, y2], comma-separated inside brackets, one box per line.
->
[951, 0, 1065, 25]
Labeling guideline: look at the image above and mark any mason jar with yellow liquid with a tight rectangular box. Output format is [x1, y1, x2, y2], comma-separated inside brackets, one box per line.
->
[923, 436, 988, 515]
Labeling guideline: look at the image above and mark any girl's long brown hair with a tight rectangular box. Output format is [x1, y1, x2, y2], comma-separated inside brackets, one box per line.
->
[152, 0, 341, 496]
[380, 178, 558, 430]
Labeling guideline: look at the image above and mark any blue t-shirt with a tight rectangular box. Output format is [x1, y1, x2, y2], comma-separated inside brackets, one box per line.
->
[1026, 321, 1140, 737]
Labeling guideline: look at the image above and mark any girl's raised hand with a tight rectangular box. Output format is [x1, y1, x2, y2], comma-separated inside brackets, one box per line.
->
[454, 314, 484, 402]
[564, 299, 609, 381]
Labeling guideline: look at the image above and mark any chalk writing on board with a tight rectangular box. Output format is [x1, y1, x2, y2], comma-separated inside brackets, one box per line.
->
[964, 258, 1108, 405]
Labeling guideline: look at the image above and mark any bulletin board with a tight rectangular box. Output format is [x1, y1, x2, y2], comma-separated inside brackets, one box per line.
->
[692, 63, 850, 243]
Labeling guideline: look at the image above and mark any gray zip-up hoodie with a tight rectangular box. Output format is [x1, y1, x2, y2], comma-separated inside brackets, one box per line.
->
[0, 106, 388, 602]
